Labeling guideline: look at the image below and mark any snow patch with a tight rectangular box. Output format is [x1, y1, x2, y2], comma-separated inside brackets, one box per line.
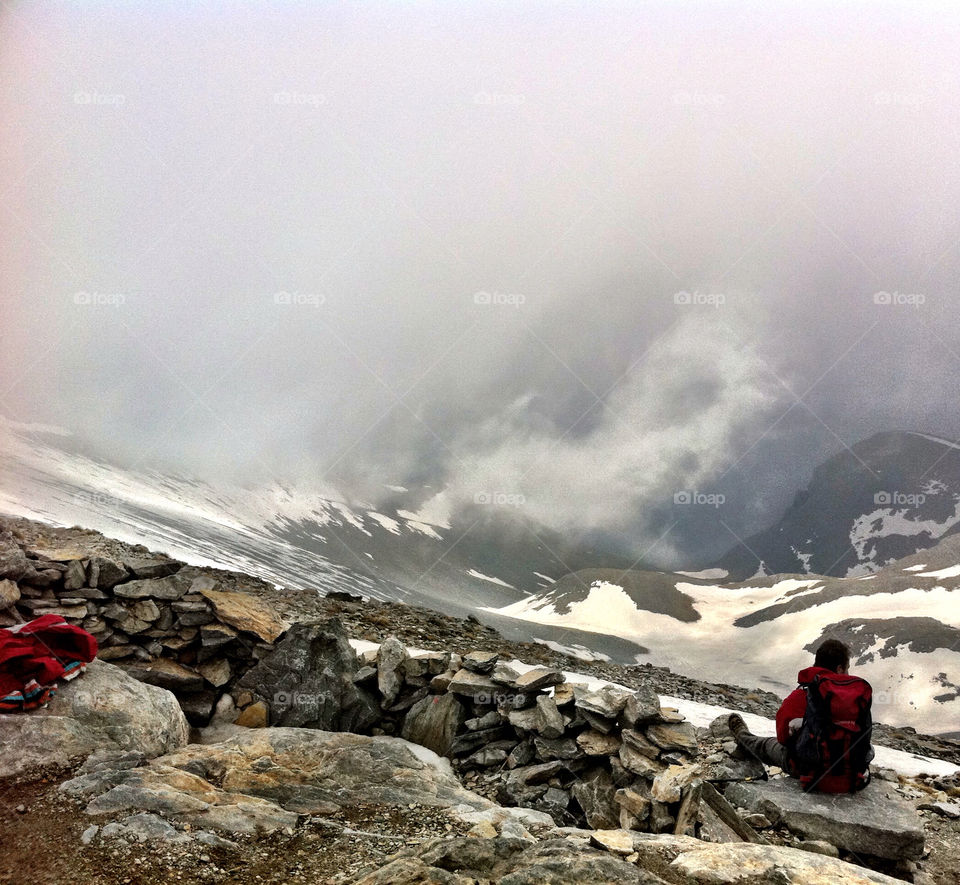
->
[850, 501, 960, 569]
[398, 739, 455, 777]
[397, 491, 452, 530]
[917, 564, 960, 579]
[790, 546, 813, 574]
[367, 512, 401, 535]
[399, 517, 443, 540]
[537, 640, 611, 663]
[494, 580, 637, 634]
[674, 568, 729, 580]
[465, 569, 514, 588]
[330, 501, 372, 537]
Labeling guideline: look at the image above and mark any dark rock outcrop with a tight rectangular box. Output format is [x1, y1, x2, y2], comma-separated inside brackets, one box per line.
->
[237, 619, 379, 733]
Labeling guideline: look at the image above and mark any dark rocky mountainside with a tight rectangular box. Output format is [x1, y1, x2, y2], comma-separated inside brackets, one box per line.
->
[718, 431, 960, 579]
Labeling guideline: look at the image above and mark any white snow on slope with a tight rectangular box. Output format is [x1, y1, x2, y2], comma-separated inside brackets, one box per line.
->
[368, 512, 401, 535]
[0, 421, 454, 554]
[849, 501, 960, 574]
[488, 578, 960, 734]
[537, 641, 611, 662]
[331, 501, 372, 537]
[399, 517, 443, 540]
[494, 581, 636, 633]
[0, 418, 73, 437]
[0, 423, 440, 602]
[493, 578, 822, 633]
[674, 568, 730, 580]
[790, 546, 814, 574]
[917, 564, 960, 579]
[466, 569, 514, 588]
[398, 492, 452, 530]
[903, 564, 928, 572]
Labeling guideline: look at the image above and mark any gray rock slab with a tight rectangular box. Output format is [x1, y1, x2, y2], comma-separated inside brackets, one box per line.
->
[725, 779, 924, 861]
[669, 841, 904, 884]
[0, 660, 188, 778]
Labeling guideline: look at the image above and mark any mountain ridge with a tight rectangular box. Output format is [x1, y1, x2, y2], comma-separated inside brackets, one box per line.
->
[717, 430, 960, 579]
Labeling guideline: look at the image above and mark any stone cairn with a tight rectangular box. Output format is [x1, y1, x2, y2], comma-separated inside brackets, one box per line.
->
[352, 636, 704, 835]
[0, 530, 286, 726]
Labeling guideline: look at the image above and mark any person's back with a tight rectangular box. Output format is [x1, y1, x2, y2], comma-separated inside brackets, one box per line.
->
[729, 639, 874, 793]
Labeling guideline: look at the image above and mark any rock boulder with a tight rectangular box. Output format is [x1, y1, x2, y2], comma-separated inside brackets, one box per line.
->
[0, 660, 189, 778]
[401, 693, 466, 755]
[669, 841, 904, 884]
[236, 618, 379, 733]
[0, 530, 36, 583]
[725, 779, 925, 861]
[61, 727, 506, 833]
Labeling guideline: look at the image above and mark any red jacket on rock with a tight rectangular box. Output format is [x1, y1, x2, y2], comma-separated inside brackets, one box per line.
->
[0, 614, 98, 710]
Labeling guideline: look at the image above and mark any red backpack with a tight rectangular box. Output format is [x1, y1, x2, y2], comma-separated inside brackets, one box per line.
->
[789, 673, 873, 793]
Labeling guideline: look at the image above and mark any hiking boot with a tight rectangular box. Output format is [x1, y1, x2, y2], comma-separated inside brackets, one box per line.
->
[727, 713, 752, 743]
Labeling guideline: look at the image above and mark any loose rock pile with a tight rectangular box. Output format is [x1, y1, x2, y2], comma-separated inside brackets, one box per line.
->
[0, 527, 287, 725]
[240, 627, 705, 835]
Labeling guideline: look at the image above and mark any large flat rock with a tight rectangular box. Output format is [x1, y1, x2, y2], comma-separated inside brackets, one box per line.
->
[198, 588, 288, 642]
[60, 726, 540, 837]
[669, 841, 903, 884]
[162, 727, 493, 813]
[725, 779, 924, 861]
[0, 660, 189, 778]
[345, 835, 666, 884]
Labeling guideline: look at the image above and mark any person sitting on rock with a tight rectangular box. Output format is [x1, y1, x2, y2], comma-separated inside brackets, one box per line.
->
[728, 639, 874, 793]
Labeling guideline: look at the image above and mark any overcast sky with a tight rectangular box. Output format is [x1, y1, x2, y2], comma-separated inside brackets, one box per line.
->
[2, 2, 960, 564]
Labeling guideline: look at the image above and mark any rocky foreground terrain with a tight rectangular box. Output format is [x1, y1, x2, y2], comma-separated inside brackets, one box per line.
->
[2, 515, 960, 884]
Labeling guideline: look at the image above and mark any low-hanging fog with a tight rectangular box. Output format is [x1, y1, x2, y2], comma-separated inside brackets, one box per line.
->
[2, 2, 960, 564]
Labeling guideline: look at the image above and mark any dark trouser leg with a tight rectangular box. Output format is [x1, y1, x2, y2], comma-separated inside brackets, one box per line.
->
[736, 734, 790, 770]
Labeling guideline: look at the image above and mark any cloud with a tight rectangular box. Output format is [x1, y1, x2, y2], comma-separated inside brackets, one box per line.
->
[2, 3, 960, 566]
[441, 313, 784, 555]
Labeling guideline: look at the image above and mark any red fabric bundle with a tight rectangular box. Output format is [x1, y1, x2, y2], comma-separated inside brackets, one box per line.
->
[0, 614, 99, 702]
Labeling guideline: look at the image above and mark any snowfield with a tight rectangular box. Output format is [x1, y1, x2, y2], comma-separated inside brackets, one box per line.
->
[486, 577, 960, 734]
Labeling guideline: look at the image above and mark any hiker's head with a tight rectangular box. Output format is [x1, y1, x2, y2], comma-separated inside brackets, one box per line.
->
[814, 638, 850, 674]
